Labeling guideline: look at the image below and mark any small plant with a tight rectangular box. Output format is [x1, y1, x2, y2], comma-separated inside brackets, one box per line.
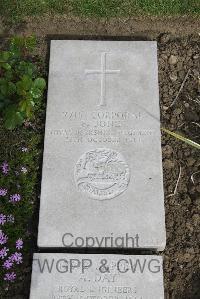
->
[0, 36, 46, 130]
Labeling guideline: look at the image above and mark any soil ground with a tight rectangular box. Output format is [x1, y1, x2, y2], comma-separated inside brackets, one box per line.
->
[0, 15, 200, 299]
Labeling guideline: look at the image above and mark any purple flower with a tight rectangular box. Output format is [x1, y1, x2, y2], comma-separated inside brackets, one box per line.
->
[3, 259, 13, 270]
[21, 166, 27, 174]
[0, 230, 8, 245]
[7, 215, 15, 223]
[0, 214, 6, 225]
[9, 194, 21, 203]
[1, 161, 9, 175]
[4, 272, 16, 282]
[0, 247, 9, 259]
[0, 188, 7, 196]
[16, 238, 23, 250]
[21, 147, 28, 152]
[10, 252, 23, 264]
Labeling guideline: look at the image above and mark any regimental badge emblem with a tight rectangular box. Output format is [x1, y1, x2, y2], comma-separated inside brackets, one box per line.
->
[74, 148, 130, 200]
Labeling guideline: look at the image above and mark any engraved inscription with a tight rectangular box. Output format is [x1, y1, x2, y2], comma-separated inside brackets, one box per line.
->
[74, 148, 130, 200]
[48, 110, 155, 145]
[52, 284, 140, 299]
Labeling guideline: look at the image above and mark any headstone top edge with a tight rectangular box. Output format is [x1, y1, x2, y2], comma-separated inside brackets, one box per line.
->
[50, 40, 157, 46]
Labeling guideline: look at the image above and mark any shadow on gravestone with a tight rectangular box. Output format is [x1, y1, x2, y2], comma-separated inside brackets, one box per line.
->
[43, 34, 152, 65]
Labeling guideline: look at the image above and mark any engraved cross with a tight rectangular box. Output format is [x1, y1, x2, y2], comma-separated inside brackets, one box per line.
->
[85, 52, 120, 106]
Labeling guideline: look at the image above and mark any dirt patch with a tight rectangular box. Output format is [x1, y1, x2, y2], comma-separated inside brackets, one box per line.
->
[0, 14, 200, 38]
[158, 36, 200, 299]
[0, 17, 199, 299]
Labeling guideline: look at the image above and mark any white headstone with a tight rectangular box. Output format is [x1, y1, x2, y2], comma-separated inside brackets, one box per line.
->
[30, 253, 164, 299]
[38, 40, 166, 250]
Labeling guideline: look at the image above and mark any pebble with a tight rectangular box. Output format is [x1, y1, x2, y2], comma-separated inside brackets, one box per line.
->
[163, 145, 173, 157]
[163, 105, 169, 111]
[170, 73, 178, 82]
[163, 159, 175, 170]
[182, 253, 193, 263]
[184, 102, 190, 108]
[169, 55, 178, 65]
[187, 157, 196, 166]
[160, 33, 170, 44]
[193, 54, 199, 59]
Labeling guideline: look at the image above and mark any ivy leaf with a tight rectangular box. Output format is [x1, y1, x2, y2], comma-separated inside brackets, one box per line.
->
[16, 75, 32, 95]
[0, 80, 16, 96]
[0, 51, 10, 62]
[19, 99, 28, 112]
[3, 69, 13, 81]
[16, 61, 37, 77]
[26, 104, 33, 119]
[30, 86, 42, 99]
[2, 63, 11, 71]
[16, 81, 26, 96]
[4, 106, 24, 130]
[21, 75, 33, 90]
[0, 96, 11, 111]
[19, 98, 34, 118]
[0, 36, 45, 130]
[33, 78, 46, 90]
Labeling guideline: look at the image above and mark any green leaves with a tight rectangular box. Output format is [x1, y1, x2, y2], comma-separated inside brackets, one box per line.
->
[17, 75, 33, 93]
[0, 36, 46, 130]
[30, 78, 46, 99]
[2, 63, 12, 71]
[0, 79, 16, 96]
[19, 98, 35, 118]
[4, 106, 24, 130]
[33, 78, 46, 90]
[15, 61, 37, 77]
[0, 51, 12, 71]
[0, 51, 10, 63]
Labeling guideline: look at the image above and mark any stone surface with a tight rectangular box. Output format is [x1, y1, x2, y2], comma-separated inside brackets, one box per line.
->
[38, 40, 166, 250]
[30, 253, 164, 299]
[168, 55, 178, 65]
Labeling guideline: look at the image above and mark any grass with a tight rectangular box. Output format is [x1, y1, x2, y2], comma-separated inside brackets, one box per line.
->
[0, 0, 199, 24]
[161, 128, 200, 150]
[70, 0, 200, 17]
